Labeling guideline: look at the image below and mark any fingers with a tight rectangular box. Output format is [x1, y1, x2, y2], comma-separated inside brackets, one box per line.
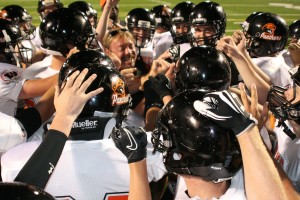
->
[64, 70, 80, 88]
[239, 83, 250, 112]
[72, 68, 89, 89]
[250, 83, 258, 115]
[77, 72, 97, 93]
[54, 85, 60, 102]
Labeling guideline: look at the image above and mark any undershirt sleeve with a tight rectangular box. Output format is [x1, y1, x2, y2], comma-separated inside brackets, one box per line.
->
[15, 107, 42, 138]
[14, 129, 67, 189]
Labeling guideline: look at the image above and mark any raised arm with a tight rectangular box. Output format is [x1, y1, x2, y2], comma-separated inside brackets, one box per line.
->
[193, 89, 288, 200]
[216, 35, 270, 104]
[111, 126, 151, 200]
[96, 0, 120, 44]
[14, 69, 103, 188]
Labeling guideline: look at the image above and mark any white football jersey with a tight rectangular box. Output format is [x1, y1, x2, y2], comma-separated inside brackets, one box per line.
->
[152, 31, 174, 59]
[0, 63, 25, 116]
[0, 112, 26, 157]
[179, 43, 192, 58]
[273, 121, 300, 192]
[23, 55, 53, 80]
[174, 169, 246, 200]
[139, 44, 154, 69]
[252, 54, 292, 87]
[1, 132, 167, 200]
[278, 49, 295, 68]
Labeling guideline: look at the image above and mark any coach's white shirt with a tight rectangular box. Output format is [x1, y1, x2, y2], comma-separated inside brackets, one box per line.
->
[1, 132, 167, 200]
[174, 169, 246, 200]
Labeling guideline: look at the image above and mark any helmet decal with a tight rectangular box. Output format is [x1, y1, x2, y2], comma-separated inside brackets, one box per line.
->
[0, 10, 7, 19]
[261, 23, 282, 40]
[111, 76, 129, 106]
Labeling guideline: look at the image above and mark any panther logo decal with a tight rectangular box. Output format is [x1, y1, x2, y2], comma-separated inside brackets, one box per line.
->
[111, 76, 129, 106]
[260, 23, 281, 41]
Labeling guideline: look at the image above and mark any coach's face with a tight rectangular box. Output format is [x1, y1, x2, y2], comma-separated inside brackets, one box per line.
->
[107, 36, 137, 71]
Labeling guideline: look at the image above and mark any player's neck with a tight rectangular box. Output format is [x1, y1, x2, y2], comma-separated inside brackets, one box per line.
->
[182, 174, 230, 199]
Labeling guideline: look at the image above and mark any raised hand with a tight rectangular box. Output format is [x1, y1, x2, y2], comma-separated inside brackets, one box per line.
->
[54, 68, 103, 122]
[111, 126, 147, 163]
[193, 90, 257, 136]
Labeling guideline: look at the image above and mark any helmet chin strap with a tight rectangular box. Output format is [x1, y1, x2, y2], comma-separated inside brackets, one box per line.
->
[278, 120, 296, 140]
[168, 163, 233, 183]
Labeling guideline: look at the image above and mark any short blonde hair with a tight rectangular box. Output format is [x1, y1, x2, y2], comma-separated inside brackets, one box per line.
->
[103, 29, 136, 50]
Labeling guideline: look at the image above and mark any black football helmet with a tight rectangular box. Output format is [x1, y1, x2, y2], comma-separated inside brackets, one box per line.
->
[289, 19, 300, 44]
[150, 5, 172, 31]
[240, 11, 264, 32]
[171, 1, 195, 44]
[68, 1, 98, 28]
[0, 5, 36, 40]
[37, 0, 63, 19]
[188, 1, 226, 47]
[125, 8, 156, 48]
[59, 49, 131, 140]
[175, 46, 231, 94]
[152, 90, 242, 182]
[39, 7, 95, 57]
[244, 12, 288, 57]
[0, 182, 55, 200]
[0, 19, 31, 67]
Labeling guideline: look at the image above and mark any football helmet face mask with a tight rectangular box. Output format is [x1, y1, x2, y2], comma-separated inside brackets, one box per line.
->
[175, 46, 231, 94]
[59, 49, 131, 140]
[125, 8, 156, 48]
[150, 5, 172, 31]
[170, 1, 195, 44]
[68, 1, 98, 28]
[289, 19, 300, 44]
[268, 67, 300, 122]
[188, 1, 226, 47]
[39, 8, 95, 57]
[0, 19, 30, 67]
[37, 0, 63, 20]
[240, 11, 264, 32]
[1, 5, 36, 40]
[152, 90, 242, 182]
[244, 12, 288, 57]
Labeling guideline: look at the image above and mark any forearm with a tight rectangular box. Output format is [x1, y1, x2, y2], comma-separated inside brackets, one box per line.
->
[129, 159, 151, 200]
[272, 151, 300, 200]
[18, 74, 58, 99]
[49, 114, 74, 136]
[242, 50, 272, 85]
[14, 130, 67, 188]
[237, 126, 287, 200]
[96, 4, 111, 44]
[232, 54, 270, 103]
[34, 86, 55, 123]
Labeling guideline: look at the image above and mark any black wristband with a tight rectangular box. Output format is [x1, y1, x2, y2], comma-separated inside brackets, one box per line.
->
[15, 107, 42, 138]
